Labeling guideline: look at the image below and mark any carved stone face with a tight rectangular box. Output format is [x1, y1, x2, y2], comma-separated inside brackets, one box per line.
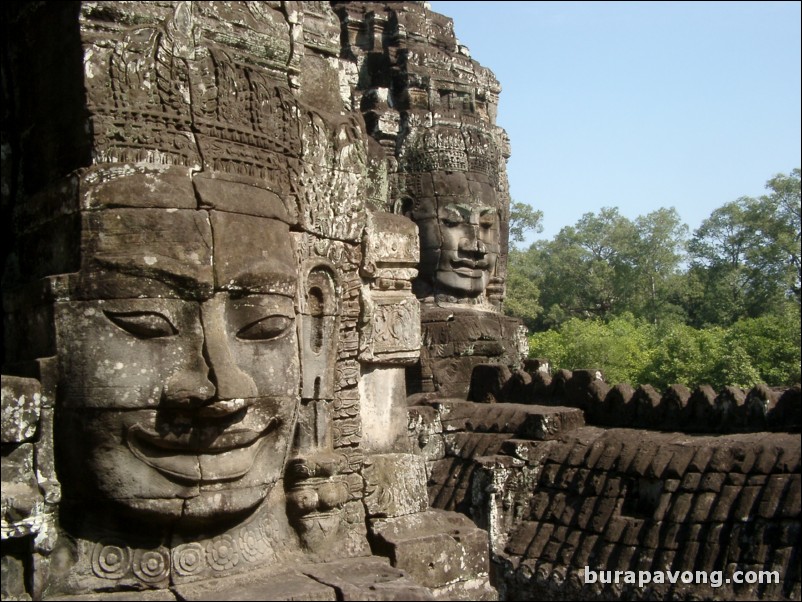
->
[410, 172, 500, 298]
[56, 207, 300, 527]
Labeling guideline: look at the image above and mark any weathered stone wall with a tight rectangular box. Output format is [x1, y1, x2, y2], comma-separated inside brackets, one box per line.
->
[497, 428, 800, 600]
[409, 398, 801, 600]
[1, 2, 494, 600]
[501, 366, 802, 433]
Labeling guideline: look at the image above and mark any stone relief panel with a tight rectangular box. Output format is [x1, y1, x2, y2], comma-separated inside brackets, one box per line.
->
[359, 211, 421, 365]
[369, 297, 421, 357]
[288, 231, 373, 560]
[299, 114, 368, 242]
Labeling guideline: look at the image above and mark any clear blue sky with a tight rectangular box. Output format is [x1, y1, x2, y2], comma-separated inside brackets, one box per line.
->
[429, 1, 802, 244]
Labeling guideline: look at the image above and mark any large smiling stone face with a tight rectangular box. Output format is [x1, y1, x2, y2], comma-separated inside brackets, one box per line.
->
[55, 206, 300, 527]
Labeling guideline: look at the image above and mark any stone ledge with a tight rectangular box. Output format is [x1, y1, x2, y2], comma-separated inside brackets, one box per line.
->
[369, 509, 491, 591]
[422, 400, 585, 440]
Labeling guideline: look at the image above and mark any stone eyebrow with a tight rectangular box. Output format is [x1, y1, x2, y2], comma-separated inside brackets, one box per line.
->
[214, 268, 298, 298]
[440, 204, 472, 218]
[88, 256, 215, 300]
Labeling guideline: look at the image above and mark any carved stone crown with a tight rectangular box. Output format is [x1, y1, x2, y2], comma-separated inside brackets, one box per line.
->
[398, 123, 500, 182]
[82, 2, 304, 197]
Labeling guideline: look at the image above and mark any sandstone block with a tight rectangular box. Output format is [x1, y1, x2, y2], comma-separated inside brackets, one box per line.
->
[364, 454, 428, 518]
[1, 376, 42, 443]
[369, 509, 490, 589]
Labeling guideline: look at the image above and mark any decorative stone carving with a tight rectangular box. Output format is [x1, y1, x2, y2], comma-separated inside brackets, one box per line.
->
[3, 2, 503, 600]
[1, 374, 59, 600]
[285, 454, 350, 553]
[342, 2, 525, 406]
[359, 211, 422, 365]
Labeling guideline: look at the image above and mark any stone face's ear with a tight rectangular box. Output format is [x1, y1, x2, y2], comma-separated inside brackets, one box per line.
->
[299, 265, 339, 403]
[295, 264, 339, 455]
[395, 196, 415, 218]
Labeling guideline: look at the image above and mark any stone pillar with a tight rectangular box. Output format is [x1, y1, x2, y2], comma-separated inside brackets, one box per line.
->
[359, 210, 421, 452]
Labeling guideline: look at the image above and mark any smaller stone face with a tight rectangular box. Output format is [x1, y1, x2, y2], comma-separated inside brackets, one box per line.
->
[409, 172, 500, 299]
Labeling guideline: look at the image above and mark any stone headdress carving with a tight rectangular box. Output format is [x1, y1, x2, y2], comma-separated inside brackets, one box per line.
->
[78, 1, 366, 241]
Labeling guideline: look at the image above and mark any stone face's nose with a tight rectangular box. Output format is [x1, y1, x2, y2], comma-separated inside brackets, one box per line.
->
[459, 233, 487, 255]
[162, 367, 216, 409]
[161, 296, 259, 411]
[200, 295, 259, 401]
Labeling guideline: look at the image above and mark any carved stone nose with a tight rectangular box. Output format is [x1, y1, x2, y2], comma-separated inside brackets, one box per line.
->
[161, 296, 258, 410]
[201, 296, 259, 400]
[459, 236, 487, 254]
[162, 368, 215, 408]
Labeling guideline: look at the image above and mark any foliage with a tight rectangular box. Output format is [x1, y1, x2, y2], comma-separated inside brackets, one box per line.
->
[508, 206, 688, 329]
[686, 169, 801, 324]
[532, 208, 633, 328]
[628, 208, 688, 324]
[504, 248, 542, 330]
[529, 313, 653, 385]
[752, 169, 801, 304]
[505, 201, 544, 329]
[508, 169, 801, 390]
[726, 305, 802, 386]
[508, 201, 544, 248]
[638, 322, 732, 389]
[528, 312, 800, 390]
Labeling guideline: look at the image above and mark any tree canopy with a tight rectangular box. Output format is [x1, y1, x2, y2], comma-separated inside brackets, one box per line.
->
[506, 169, 801, 388]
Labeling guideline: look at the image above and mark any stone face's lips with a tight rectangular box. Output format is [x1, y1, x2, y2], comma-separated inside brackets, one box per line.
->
[126, 419, 277, 483]
[453, 267, 481, 277]
[451, 258, 489, 275]
[127, 422, 267, 451]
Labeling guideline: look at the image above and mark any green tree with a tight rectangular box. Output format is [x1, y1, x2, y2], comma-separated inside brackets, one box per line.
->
[508, 169, 801, 390]
[505, 247, 543, 330]
[535, 208, 635, 328]
[687, 169, 801, 324]
[626, 208, 689, 324]
[750, 169, 801, 305]
[529, 314, 653, 385]
[726, 307, 802, 386]
[688, 196, 772, 324]
[508, 201, 544, 248]
[504, 202, 544, 328]
[530, 207, 688, 329]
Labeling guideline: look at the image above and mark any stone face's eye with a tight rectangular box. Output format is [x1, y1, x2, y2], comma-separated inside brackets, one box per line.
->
[104, 311, 177, 339]
[237, 315, 292, 341]
[479, 212, 496, 229]
[441, 209, 465, 227]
